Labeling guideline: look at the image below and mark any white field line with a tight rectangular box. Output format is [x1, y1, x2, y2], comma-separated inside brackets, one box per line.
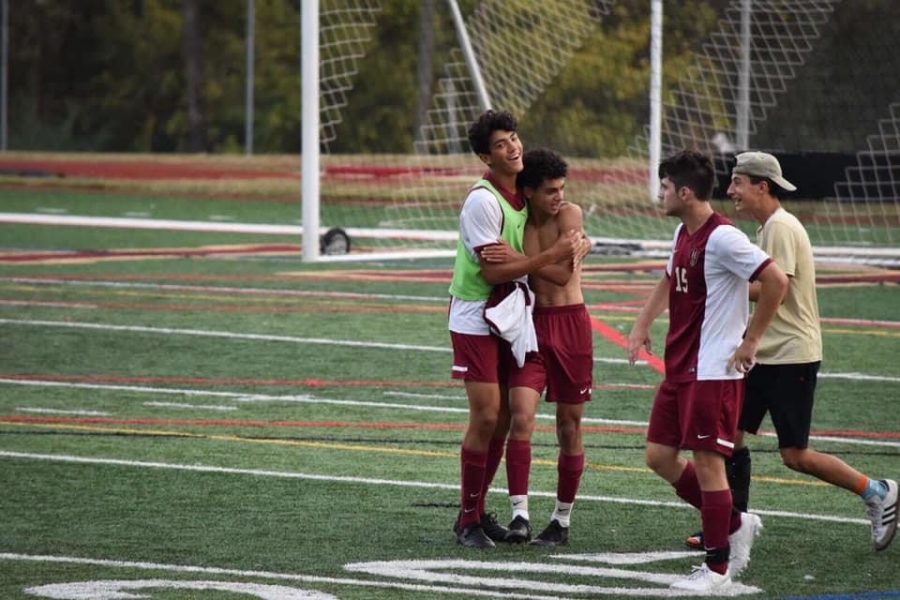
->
[818, 372, 900, 383]
[4, 317, 897, 381]
[3, 378, 896, 448]
[0, 553, 561, 600]
[143, 401, 237, 412]
[0, 450, 870, 527]
[0, 212, 460, 242]
[7, 212, 900, 262]
[15, 407, 110, 416]
[0, 318, 447, 353]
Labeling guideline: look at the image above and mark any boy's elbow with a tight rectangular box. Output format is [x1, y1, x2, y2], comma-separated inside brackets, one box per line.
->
[480, 264, 506, 286]
[764, 267, 789, 302]
[482, 271, 503, 286]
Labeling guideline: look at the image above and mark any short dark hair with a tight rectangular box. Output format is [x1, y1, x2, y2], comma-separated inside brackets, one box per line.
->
[467, 109, 518, 156]
[517, 148, 568, 190]
[658, 150, 716, 200]
[747, 174, 783, 199]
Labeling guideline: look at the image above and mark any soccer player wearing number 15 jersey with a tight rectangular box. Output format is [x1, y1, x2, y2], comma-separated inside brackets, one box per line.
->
[627, 150, 788, 593]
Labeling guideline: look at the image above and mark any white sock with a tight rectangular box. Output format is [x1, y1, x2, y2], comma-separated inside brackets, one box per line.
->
[552, 501, 574, 528]
[510, 495, 529, 521]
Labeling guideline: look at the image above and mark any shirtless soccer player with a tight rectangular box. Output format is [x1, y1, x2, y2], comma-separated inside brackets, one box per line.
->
[481, 148, 592, 546]
[449, 110, 583, 548]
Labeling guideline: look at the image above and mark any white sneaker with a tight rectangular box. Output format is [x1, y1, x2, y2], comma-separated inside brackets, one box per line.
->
[728, 512, 763, 578]
[670, 563, 732, 592]
[866, 479, 898, 551]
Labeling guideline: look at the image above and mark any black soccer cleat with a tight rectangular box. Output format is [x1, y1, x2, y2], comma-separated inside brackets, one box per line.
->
[530, 519, 569, 546]
[480, 512, 510, 543]
[456, 523, 496, 548]
[506, 516, 532, 543]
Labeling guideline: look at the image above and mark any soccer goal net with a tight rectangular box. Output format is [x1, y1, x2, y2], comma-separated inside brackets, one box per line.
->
[305, 0, 900, 262]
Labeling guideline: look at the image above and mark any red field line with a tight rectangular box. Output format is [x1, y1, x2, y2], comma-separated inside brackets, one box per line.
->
[0, 158, 645, 185]
[0, 415, 648, 435]
[3, 273, 295, 283]
[326, 166, 464, 180]
[2, 373, 457, 389]
[582, 263, 666, 274]
[289, 270, 452, 284]
[0, 373, 652, 392]
[0, 245, 300, 264]
[816, 273, 900, 285]
[1, 299, 445, 315]
[0, 159, 297, 181]
[589, 316, 665, 374]
[4, 415, 896, 440]
[0, 415, 462, 431]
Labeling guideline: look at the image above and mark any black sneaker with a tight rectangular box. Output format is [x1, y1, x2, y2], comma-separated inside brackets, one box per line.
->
[530, 519, 569, 546]
[456, 523, 495, 548]
[506, 516, 532, 543]
[480, 512, 510, 543]
[685, 530, 704, 551]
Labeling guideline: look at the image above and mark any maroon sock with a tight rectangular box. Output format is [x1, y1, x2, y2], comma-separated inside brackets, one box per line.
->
[557, 452, 585, 503]
[506, 439, 531, 497]
[460, 447, 487, 528]
[701, 489, 733, 575]
[672, 461, 703, 510]
[478, 437, 505, 515]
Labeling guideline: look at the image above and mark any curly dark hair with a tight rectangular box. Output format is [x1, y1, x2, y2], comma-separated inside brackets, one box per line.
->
[517, 148, 568, 191]
[658, 150, 716, 200]
[467, 109, 518, 156]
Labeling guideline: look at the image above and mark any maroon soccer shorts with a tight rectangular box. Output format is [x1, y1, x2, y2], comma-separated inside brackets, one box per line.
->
[647, 378, 744, 456]
[450, 331, 515, 383]
[508, 304, 594, 404]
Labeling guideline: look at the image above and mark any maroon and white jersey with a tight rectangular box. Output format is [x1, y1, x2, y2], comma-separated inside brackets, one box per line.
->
[665, 213, 772, 382]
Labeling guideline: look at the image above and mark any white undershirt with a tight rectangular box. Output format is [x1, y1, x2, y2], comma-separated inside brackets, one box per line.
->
[449, 188, 504, 335]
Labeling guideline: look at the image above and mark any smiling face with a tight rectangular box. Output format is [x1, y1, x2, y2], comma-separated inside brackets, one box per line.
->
[727, 173, 764, 215]
[481, 130, 523, 177]
[525, 176, 566, 218]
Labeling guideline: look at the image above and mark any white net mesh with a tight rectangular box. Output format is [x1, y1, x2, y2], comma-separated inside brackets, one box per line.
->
[318, 0, 382, 150]
[312, 0, 900, 259]
[832, 102, 900, 246]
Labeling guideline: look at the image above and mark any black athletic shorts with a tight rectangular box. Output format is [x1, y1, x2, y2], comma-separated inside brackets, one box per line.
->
[740, 361, 821, 449]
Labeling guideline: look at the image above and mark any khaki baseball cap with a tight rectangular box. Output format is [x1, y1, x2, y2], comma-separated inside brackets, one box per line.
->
[732, 151, 797, 192]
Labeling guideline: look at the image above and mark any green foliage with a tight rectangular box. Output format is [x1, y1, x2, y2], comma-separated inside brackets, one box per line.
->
[5, 0, 900, 154]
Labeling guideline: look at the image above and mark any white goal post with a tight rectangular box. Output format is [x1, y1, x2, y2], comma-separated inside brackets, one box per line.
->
[301, 0, 900, 264]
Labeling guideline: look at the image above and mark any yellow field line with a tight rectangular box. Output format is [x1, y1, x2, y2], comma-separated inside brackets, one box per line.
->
[2, 421, 827, 487]
[823, 328, 900, 338]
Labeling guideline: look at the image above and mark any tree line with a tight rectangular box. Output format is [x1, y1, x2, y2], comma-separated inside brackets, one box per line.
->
[6, 0, 897, 156]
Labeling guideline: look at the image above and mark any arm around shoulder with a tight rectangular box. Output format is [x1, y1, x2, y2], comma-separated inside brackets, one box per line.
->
[533, 203, 585, 286]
